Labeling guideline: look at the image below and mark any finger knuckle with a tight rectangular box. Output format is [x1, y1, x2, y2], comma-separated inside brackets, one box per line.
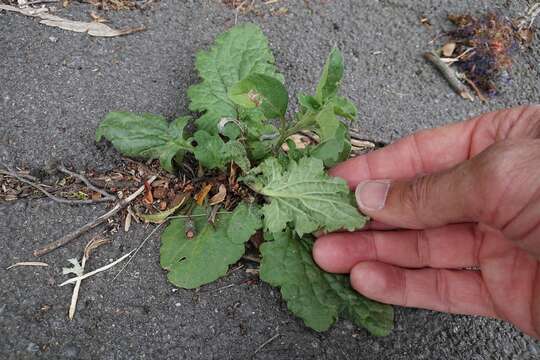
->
[435, 270, 452, 313]
[401, 175, 435, 224]
[470, 140, 540, 224]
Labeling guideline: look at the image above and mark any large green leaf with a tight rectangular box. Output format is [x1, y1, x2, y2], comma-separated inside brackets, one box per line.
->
[316, 48, 344, 103]
[193, 130, 250, 172]
[228, 73, 289, 119]
[160, 206, 253, 289]
[253, 157, 366, 236]
[95, 112, 193, 172]
[187, 24, 284, 133]
[259, 231, 394, 336]
[227, 203, 262, 244]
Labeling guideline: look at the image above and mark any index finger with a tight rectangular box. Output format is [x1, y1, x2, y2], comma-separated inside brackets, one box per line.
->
[331, 105, 539, 188]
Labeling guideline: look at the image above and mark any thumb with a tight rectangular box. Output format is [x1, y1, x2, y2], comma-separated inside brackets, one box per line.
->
[354, 140, 540, 232]
[354, 162, 478, 229]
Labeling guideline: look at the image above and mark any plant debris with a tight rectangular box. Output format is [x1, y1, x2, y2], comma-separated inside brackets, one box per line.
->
[221, 0, 289, 19]
[60, 248, 134, 287]
[64, 0, 156, 11]
[425, 6, 538, 100]
[63, 236, 109, 319]
[0, 4, 145, 37]
[6, 262, 49, 270]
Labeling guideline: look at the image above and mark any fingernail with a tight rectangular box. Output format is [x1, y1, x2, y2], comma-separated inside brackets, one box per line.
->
[355, 180, 391, 211]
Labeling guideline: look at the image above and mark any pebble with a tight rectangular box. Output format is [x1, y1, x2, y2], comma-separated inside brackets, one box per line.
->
[49, 36, 58, 43]
[26, 342, 39, 353]
[63, 344, 80, 358]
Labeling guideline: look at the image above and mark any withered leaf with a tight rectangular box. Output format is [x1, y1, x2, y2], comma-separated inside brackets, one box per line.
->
[194, 183, 212, 206]
[209, 184, 227, 206]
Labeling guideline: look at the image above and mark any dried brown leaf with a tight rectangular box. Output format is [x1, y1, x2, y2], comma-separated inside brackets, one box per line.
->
[194, 183, 212, 206]
[0, 5, 144, 37]
[442, 42, 456, 57]
[209, 184, 227, 206]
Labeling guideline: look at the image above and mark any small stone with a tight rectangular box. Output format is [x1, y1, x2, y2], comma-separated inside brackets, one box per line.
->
[26, 342, 40, 353]
[528, 343, 539, 355]
[49, 36, 58, 43]
[63, 344, 80, 358]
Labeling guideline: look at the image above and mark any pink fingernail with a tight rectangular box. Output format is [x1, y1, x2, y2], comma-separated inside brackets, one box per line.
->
[355, 180, 391, 211]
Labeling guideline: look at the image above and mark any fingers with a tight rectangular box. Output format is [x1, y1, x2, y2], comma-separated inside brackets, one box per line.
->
[331, 105, 540, 189]
[313, 224, 482, 273]
[354, 139, 540, 232]
[350, 261, 497, 318]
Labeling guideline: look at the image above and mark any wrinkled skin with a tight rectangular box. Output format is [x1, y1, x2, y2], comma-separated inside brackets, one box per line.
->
[313, 105, 540, 338]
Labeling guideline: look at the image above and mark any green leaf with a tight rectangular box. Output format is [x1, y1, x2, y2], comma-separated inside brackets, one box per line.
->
[311, 125, 351, 167]
[254, 157, 366, 236]
[160, 206, 251, 289]
[330, 96, 357, 121]
[227, 203, 262, 244]
[95, 112, 193, 173]
[303, 105, 352, 167]
[188, 24, 284, 134]
[298, 93, 321, 113]
[259, 231, 394, 335]
[193, 130, 250, 172]
[229, 73, 289, 119]
[316, 48, 344, 103]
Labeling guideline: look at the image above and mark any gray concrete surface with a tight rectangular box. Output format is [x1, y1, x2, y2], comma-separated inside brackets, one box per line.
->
[1, 0, 539, 358]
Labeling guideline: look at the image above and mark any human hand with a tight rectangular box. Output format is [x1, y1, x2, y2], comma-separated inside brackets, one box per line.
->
[313, 105, 540, 338]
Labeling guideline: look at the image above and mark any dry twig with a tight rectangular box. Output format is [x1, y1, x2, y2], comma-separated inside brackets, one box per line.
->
[254, 333, 280, 355]
[6, 261, 48, 270]
[66, 236, 110, 319]
[33, 175, 157, 256]
[423, 51, 474, 101]
[111, 222, 164, 281]
[59, 249, 134, 287]
[0, 165, 115, 205]
[57, 164, 116, 201]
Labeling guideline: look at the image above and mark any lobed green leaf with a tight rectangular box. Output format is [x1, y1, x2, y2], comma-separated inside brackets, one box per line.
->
[160, 205, 255, 289]
[193, 130, 250, 173]
[95, 112, 193, 173]
[259, 231, 394, 336]
[187, 24, 284, 134]
[254, 157, 366, 236]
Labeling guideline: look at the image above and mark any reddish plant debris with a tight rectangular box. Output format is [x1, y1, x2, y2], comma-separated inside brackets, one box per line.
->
[441, 11, 536, 98]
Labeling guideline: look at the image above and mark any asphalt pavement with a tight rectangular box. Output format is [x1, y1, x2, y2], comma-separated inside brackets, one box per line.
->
[1, 1, 539, 358]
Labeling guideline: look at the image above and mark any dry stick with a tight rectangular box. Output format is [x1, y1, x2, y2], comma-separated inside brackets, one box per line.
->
[33, 175, 157, 257]
[0, 167, 115, 205]
[59, 250, 135, 286]
[423, 51, 474, 101]
[298, 130, 320, 144]
[6, 262, 48, 270]
[57, 164, 116, 200]
[111, 222, 164, 282]
[254, 333, 280, 355]
[461, 75, 488, 103]
[68, 236, 109, 319]
[26, 0, 59, 5]
[69, 255, 87, 320]
[241, 255, 261, 263]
